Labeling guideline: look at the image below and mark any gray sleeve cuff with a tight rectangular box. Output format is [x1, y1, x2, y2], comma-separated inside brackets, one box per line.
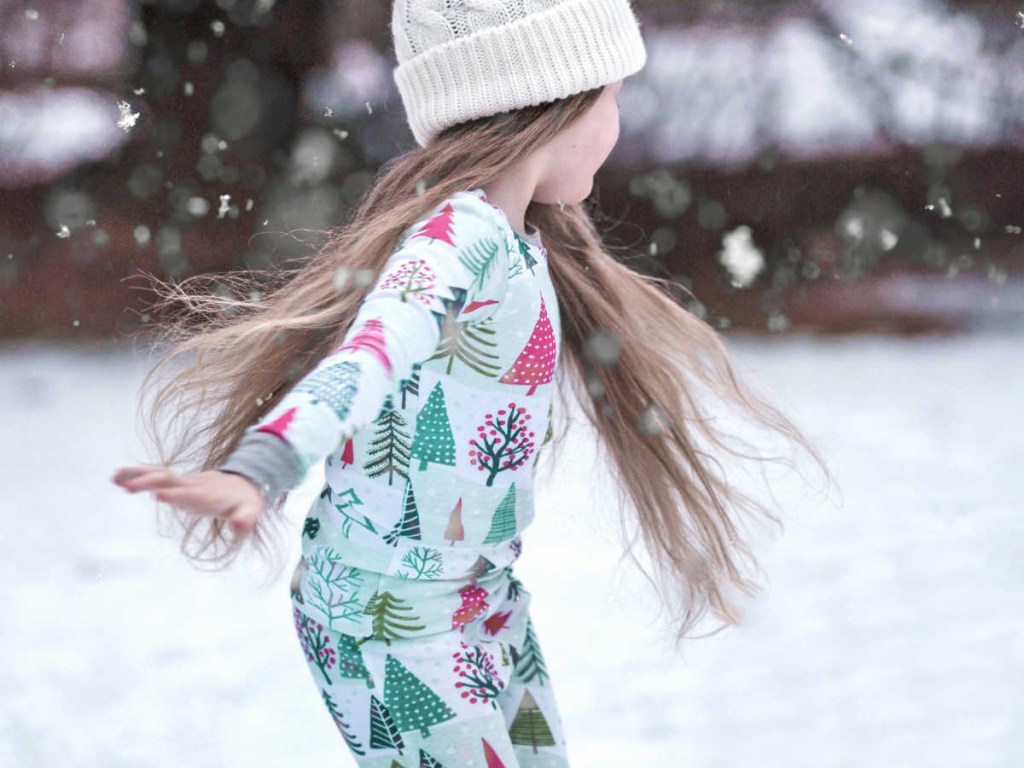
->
[216, 430, 304, 501]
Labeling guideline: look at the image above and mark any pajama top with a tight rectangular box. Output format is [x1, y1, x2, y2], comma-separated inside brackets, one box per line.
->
[218, 187, 561, 634]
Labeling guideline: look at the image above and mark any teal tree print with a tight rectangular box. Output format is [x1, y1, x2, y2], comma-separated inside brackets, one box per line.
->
[368, 694, 405, 752]
[364, 399, 413, 486]
[336, 632, 376, 689]
[510, 617, 549, 686]
[322, 688, 366, 756]
[467, 403, 536, 486]
[327, 485, 379, 538]
[383, 479, 423, 545]
[383, 654, 458, 738]
[397, 546, 444, 579]
[410, 381, 456, 471]
[305, 547, 369, 626]
[482, 483, 517, 544]
[361, 591, 426, 645]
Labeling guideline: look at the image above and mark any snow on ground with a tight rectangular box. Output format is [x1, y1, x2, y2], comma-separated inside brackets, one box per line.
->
[1, 329, 1021, 767]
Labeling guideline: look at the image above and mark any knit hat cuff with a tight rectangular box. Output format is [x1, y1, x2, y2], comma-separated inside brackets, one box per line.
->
[393, 0, 647, 147]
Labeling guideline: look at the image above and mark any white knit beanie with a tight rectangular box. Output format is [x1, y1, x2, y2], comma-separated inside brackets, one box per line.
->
[391, 0, 648, 147]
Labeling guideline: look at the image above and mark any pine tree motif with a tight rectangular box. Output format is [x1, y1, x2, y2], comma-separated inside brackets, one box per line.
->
[327, 486, 379, 538]
[468, 403, 536, 486]
[482, 610, 512, 637]
[338, 436, 355, 468]
[418, 748, 446, 768]
[499, 642, 510, 667]
[513, 232, 538, 275]
[452, 640, 505, 707]
[321, 688, 366, 755]
[482, 483, 517, 544]
[334, 317, 392, 376]
[451, 582, 489, 632]
[426, 313, 502, 377]
[480, 737, 507, 768]
[458, 235, 503, 297]
[410, 382, 457, 472]
[444, 499, 465, 545]
[255, 406, 297, 440]
[336, 632, 376, 688]
[390, 762, 409, 768]
[377, 259, 439, 309]
[293, 607, 337, 685]
[363, 404, 412, 485]
[397, 546, 444, 579]
[412, 202, 457, 247]
[293, 361, 361, 422]
[504, 568, 525, 602]
[368, 694, 405, 752]
[499, 294, 556, 395]
[399, 364, 422, 409]
[383, 479, 422, 546]
[508, 689, 556, 753]
[362, 591, 426, 645]
[383, 654, 458, 738]
[510, 617, 550, 686]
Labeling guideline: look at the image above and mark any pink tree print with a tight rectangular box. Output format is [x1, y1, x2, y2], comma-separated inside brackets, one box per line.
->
[412, 202, 457, 246]
[333, 317, 391, 376]
[499, 294, 556, 395]
[377, 259, 438, 309]
[468, 403, 536, 487]
[451, 640, 505, 707]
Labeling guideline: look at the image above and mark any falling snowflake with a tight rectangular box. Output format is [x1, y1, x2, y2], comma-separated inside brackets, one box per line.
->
[1017, 11, 1024, 29]
[217, 194, 231, 219]
[324, 106, 333, 118]
[133, 86, 145, 95]
[116, 99, 139, 132]
[332, 128, 349, 141]
[717, 226, 765, 288]
[839, 32, 853, 45]
[56, 224, 70, 239]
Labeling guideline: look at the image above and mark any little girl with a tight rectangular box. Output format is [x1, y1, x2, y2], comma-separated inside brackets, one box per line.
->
[114, 1, 832, 766]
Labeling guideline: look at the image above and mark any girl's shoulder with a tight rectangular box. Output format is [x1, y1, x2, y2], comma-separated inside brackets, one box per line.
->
[399, 187, 514, 252]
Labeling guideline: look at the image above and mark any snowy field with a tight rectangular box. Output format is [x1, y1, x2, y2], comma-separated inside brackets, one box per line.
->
[1, 329, 1021, 768]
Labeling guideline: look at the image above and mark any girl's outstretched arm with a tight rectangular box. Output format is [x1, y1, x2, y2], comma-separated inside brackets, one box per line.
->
[114, 191, 509, 528]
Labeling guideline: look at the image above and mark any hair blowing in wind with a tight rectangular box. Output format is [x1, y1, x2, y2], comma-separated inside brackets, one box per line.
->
[130, 86, 836, 651]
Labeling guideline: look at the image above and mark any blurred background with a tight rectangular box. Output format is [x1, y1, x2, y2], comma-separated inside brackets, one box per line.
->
[1, 0, 1022, 766]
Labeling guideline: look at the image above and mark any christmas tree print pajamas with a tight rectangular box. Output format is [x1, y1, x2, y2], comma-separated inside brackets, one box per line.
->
[219, 188, 569, 768]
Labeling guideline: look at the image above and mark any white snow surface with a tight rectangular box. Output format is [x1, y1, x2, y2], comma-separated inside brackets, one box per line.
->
[1, 331, 1021, 767]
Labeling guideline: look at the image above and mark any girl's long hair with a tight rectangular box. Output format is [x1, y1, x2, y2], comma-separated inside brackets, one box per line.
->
[133, 83, 835, 649]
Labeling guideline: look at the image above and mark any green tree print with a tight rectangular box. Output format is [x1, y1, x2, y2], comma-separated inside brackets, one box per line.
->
[410, 382, 457, 472]
[418, 748, 446, 768]
[427, 313, 502, 376]
[482, 483, 517, 544]
[458, 235, 503, 295]
[513, 232, 538, 275]
[398, 363, 422, 409]
[368, 694, 405, 752]
[361, 591, 426, 645]
[336, 632, 376, 688]
[508, 689, 556, 753]
[383, 479, 422, 546]
[322, 688, 366, 756]
[510, 617, 550, 686]
[305, 547, 368, 626]
[383, 654, 458, 738]
[364, 403, 412, 486]
[329, 486, 379, 538]
[397, 546, 444, 579]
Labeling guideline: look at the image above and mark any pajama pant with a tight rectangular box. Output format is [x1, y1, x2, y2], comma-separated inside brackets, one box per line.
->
[290, 560, 571, 768]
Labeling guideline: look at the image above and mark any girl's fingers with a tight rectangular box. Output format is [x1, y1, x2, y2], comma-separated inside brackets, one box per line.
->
[118, 468, 185, 492]
[154, 486, 225, 517]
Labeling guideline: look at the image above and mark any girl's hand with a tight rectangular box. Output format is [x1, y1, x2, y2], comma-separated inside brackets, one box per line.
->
[112, 466, 265, 535]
